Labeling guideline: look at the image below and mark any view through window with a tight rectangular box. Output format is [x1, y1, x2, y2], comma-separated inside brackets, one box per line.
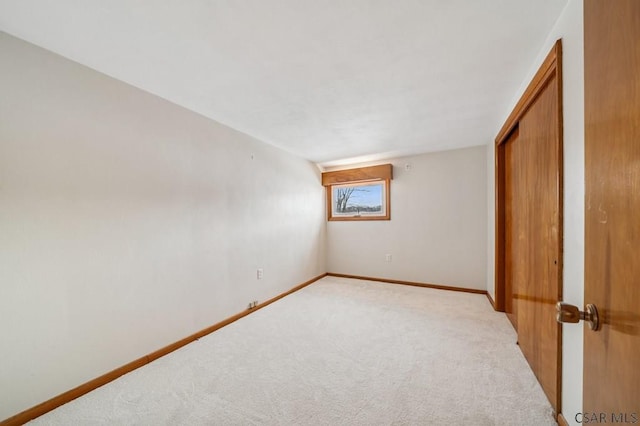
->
[331, 181, 386, 218]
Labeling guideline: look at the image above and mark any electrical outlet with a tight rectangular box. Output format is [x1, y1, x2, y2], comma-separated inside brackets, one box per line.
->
[385, 254, 392, 262]
[257, 268, 264, 279]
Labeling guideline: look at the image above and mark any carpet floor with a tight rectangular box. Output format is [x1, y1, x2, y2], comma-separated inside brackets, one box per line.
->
[29, 276, 556, 425]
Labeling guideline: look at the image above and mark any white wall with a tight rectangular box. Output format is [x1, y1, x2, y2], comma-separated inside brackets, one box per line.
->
[486, 0, 584, 421]
[327, 146, 487, 290]
[0, 33, 326, 420]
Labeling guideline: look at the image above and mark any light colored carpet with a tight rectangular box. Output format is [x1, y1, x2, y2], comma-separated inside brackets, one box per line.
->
[29, 277, 556, 425]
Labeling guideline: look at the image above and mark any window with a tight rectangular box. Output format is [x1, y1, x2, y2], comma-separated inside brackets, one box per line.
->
[331, 181, 387, 218]
[321, 164, 392, 221]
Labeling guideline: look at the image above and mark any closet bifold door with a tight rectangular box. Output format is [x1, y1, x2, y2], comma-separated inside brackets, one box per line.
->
[494, 40, 563, 415]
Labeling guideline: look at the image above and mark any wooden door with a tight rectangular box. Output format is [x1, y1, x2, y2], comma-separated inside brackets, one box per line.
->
[495, 42, 563, 414]
[513, 76, 562, 413]
[583, 0, 640, 412]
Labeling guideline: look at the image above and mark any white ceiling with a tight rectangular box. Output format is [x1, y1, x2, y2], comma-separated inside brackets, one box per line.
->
[0, 1, 567, 166]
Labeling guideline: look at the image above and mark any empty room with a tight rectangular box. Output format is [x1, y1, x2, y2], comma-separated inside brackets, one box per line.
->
[1, 1, 638, 425]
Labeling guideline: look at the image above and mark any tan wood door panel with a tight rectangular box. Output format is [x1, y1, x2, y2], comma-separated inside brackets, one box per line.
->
[495, 42, 563, 415]
[514, 76, 562, 412]
[584, 0, 640, 413]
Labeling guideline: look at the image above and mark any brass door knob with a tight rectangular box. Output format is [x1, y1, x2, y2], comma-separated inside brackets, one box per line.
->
[556, 302, 600, 331]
